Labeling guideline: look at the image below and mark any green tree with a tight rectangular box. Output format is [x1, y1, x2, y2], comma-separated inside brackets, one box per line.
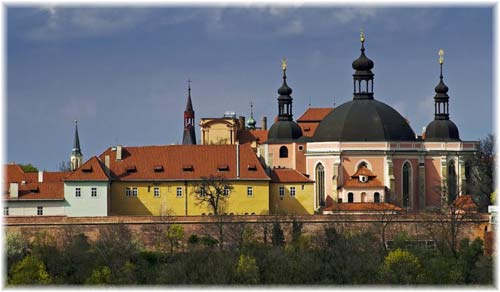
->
[469, 134, 495, 211]
[19, 163, 38, 172]
[381, 249, 423, 284]
[85, 266, 111, 285]
[6, 232, 28, 266]
[9, 255, 52, 285]
[165, 224, 184, 255]
[271, 221, 285, 247]
[235, 254, 259, 284]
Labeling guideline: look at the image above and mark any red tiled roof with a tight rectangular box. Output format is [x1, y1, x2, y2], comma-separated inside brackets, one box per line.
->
[237, 129, 269, 145]
[4, 164, 67, 201]
[270, 168, 313, 183]
[324, 203, 402, 212]
[454, 195, 478, 211]
[352, 166, 377, 178]
[64, 156, 110, 181]
[98, 144, 270, 181]
[343, 166, 384, 188]
[297, 107, 333, 122]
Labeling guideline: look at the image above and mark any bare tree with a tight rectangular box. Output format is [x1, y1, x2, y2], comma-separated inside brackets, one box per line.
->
[192, 175, 233, 216]
[58, 160, 72, 171]
[373, 204, 400, 251]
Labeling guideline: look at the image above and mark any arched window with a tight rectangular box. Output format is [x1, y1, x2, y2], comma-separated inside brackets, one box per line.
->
[374, 192, 380, 203]
[402, 162, 412, 208]
[348, 192, 354, 203]
[357, 161, 368, 170]
[316, 164, 325, 207]
[279, 146, 288, 158]
[361, 192, 367, 203]
[465, 160, 472, 194]
[448, 160, 457, 203]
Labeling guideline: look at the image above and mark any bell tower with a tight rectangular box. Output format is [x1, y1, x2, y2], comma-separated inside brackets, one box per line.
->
[182, 79, 197, 145]
[70, 120, 82, 171]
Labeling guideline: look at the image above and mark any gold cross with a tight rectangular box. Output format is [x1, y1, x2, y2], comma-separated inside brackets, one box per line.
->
[281, 58, 287, 71]
[438, 49, 444, 64]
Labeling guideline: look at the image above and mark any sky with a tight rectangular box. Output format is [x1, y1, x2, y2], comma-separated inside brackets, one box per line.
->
[6, 5, 493, 171]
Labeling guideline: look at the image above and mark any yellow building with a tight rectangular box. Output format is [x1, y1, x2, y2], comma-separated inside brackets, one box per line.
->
[199, 114, 242, 145]
[269, 168, 315, 215]
[100, 144, 271, 216]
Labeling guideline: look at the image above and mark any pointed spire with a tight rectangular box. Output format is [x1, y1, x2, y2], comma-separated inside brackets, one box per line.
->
[72, 120, 81, 156]
[185, 79, 194, 112]
[183, 79, 196, 145]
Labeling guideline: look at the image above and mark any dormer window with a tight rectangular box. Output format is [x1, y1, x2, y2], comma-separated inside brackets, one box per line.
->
[182, 164, 194, 171]
[82, 166, 93, 172]
[153, 165, 164, 172]
[218, 164, 229, 171]
[359, 175, 368, 183]
[247, 164, 257, 171]
[125, 165, 137, 173]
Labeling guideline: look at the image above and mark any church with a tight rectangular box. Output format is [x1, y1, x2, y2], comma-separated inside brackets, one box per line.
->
[3, 32, 478, 217]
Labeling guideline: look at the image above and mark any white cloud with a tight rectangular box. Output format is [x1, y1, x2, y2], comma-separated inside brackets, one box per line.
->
[331, 7, 378, 24]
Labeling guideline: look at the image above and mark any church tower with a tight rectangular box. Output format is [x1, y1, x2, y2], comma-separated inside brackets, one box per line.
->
[425, 49, 460, 141]
[182, 80, 197, 145]
[70, 120, 82, 171]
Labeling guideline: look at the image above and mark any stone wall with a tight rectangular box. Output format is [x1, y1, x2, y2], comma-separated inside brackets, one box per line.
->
[4, 214, 489, 250]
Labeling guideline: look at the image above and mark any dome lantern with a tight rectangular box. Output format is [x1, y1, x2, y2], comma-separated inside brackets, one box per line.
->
[352, 29, 375, 100]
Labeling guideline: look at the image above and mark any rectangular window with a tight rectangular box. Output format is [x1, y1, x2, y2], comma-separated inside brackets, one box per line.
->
[302, 184, 305, 190]
[4, 207, 8, 216]
[75, 188, 81, 197]
[290, 187, 296, 197]
[176, 187, 183, 197]
[125, 187, 131, 197]
[223, 185, 230, 196]
[247, 186, 253, 197]
[37, 206, 43, 216]
[154, 187, 160, 197]
[132, 187, 138, 197]
[200, 188, 206, 197]
[279, 186, 285, 197]
[91, 187, 97, 197]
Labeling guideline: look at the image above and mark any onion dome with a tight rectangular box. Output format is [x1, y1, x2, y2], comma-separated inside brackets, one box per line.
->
[425, 49, 460, 141]
[267, 58, 303, 143]
[352, 31, 374, 72]
[246, 102, 257, 130]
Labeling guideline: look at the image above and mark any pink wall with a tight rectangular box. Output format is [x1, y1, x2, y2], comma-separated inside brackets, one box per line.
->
[393, 158, 419, 209]
[269, 144, 295, 169]
[306, 157, 336, 205]
[425, 157, 442, 208]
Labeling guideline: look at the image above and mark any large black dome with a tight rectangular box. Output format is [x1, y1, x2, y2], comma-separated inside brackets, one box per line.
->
[425, 119, 460, 141]
[313, 99, 416, 142]
[267, 120, 303, 143]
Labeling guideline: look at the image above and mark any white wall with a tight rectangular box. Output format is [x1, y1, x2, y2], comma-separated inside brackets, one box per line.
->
[5, 201, 65, 216]
[64, 181, 109, 217]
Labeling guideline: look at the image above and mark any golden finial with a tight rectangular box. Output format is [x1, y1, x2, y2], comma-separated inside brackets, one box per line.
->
[438, 49, 444, 64]
[360, 29, 365, 43]
[281, 58, 287, 71]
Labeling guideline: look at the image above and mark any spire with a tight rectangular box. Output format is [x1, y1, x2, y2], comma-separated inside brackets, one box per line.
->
[277, 58, 294, 121]
[72, 120, 81, 156]
[433, 49, 450, 120]
[352, 29, 375, 100]
[186, 79, 194, 112]
[247, 102, 256, 129]
[183, 79, 196, 145]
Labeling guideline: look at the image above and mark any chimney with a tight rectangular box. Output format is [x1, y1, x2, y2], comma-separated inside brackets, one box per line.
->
[38, 171, 43, 183]
[104, 155, 111, 177]
[236, 142, 240, 180]
[116, 145, 122, 161]
[238, 116, 246, 130]
[261, 116, 267, 130]
[9, 183, 18, 199]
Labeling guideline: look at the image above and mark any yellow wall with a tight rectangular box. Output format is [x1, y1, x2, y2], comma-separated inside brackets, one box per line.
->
[270, 182, 314, 215]
[110, 181, 270, 216]
[200, 118, 238, 145]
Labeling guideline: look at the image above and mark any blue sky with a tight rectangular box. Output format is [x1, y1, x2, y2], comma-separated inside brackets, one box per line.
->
[7, 6, 493, 170]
